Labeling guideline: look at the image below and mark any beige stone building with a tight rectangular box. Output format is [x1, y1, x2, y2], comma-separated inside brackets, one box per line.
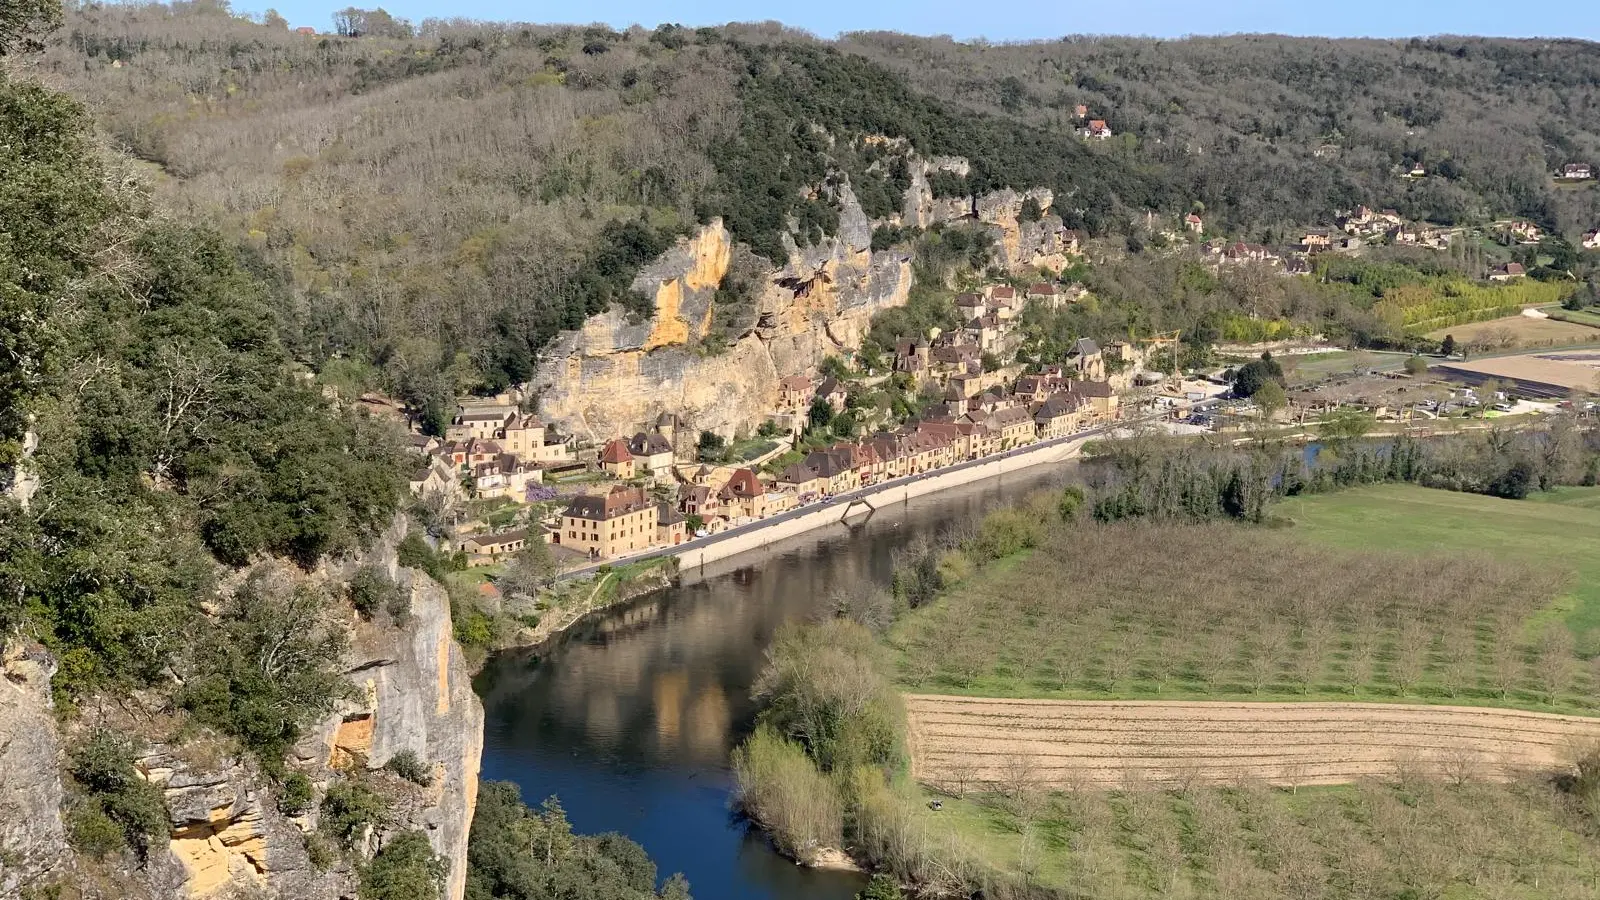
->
[560, 485, 658, 559]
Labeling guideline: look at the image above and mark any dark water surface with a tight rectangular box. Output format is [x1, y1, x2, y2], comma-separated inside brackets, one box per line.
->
[476, 466, 1071, 900]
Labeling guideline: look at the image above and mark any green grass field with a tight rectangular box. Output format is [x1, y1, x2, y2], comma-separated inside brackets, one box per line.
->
[1547, 306, 1600, 328]
[889, 484, 1600, 713]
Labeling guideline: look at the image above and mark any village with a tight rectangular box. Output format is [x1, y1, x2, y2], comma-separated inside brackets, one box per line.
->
[399, 280, 1162, 569]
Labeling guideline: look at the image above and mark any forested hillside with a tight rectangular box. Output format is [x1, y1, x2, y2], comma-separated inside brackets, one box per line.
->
[39, 4, 1600, 401]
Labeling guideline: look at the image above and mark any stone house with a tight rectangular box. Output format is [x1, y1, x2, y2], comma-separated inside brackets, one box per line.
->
[775, 463, 824, 500]
[776, 375, 814, 412]
[446, 404, 515, 441]
[984, 406, 1037, 449]
[462, 528, 528, 567]
[627, 431, 676, 481]
[598, 438, 636, 480]
[561, 485, 658, 559]
[1489, 262, 1526, 281]
[717, 467, 769, 520]
[655, 504, 687, 546]
[1033, 394, 1085, 439]
[1067, 338, 1106, 381]
[407, 457, 460, 503]
[1067, 379, 1120, 421]
[815, 377, 849, 414]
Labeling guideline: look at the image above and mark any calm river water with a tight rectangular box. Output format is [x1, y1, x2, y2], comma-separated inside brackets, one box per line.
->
[476, 465, 1072, 900]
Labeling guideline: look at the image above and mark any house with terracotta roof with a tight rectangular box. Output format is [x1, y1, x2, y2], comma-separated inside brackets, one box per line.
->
[1026, 283, 1059, 301]
[678, 483, 724, 523]
[955, 419, 997, 459]
[561, 485, 657, 559]
[1489, 262, 1526, 282]
[987, 284, 1017, 304]
[1184, 213, 1204, 234]
[1083, 119, 1112, 139]
[777, 374, 814, 411]
[598, 438, 635, 479]
[717, 467, 769, 520]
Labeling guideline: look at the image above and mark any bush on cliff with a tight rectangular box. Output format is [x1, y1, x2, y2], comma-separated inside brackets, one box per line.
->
[64, 731, 169, 862]
[360, 831, 448, 900]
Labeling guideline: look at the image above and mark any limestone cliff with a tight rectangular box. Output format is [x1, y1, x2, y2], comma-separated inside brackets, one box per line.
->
[0, 523, 482, 900]
[299, 520, 483, 900]
[530, 203, 913, 442]
[1, 645, 70, 898]
[527, 149, 1076, 442]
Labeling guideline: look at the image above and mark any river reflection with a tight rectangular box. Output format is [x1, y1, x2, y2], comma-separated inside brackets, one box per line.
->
[477, 465, 1073, 900]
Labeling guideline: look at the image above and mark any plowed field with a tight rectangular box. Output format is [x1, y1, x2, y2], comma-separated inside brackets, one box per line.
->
[906, 694, 1600, 788]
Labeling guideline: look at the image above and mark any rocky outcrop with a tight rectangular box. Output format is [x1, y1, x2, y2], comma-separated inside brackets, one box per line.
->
[528, 147, 1070, 442]
[297, 518, 482, 900]
[531, 208, 913, 442]
[137, 748, 344, 900]
[1, 644, 70, 898]
[0, 518, 483, 900]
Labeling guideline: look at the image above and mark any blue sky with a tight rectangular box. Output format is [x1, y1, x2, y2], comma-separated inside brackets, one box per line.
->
[243, 0, 1596, 41]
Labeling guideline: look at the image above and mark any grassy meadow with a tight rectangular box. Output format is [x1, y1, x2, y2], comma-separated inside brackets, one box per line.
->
[888, 485, 1600, 713]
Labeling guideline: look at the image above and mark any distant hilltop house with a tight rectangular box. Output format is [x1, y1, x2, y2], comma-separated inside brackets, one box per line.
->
[1560, 162, 1594, 180]
[1489, 262, 1526, 281]
[1184, 213, 1204, 234]
[1083, 119, 1113, 140]
[1502, 221, 1543, 244]
[1074, 104, 1089, 119]
[1406, 162, 1427, 178]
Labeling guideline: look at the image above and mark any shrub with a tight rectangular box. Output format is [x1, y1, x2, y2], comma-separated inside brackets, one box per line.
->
[178, 580, 347, 767]
[752, 620, 903, 773]
[66, 803, 129, 859]
[383, 749, 433, 786]
[66, 731, 169, 861]
[360, 831, 447, 900]
[321, 780, 389, 850]
[278, 770, 314, 816]
[731, 727, 843, 860]
[348, 566, 402, 620]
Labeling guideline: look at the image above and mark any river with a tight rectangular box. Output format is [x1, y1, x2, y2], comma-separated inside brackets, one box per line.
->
[475, 465, 1073, 900]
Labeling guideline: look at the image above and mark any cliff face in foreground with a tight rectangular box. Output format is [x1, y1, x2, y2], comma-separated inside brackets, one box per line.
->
[530, 157, 1075, 443]
[0, 523, 482, 900]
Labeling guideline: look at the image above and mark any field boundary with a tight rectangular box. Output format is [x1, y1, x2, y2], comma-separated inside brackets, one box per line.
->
[906, 694, 1600, 789]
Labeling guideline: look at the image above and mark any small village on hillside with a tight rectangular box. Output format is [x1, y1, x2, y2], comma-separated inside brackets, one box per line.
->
[392, 181, 1600, 572]
[395, 278, 1192, 569]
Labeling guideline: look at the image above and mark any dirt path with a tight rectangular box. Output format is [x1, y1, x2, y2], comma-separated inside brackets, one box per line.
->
[905, 694, 1600, 789]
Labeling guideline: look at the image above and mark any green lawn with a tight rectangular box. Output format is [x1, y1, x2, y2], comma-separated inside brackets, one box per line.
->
[1283, 484, 1600, 648]
[1547, 306, 1600, 328]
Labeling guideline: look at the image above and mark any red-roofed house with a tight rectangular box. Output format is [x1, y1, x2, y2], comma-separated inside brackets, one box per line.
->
[599, 438, 635, 479]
